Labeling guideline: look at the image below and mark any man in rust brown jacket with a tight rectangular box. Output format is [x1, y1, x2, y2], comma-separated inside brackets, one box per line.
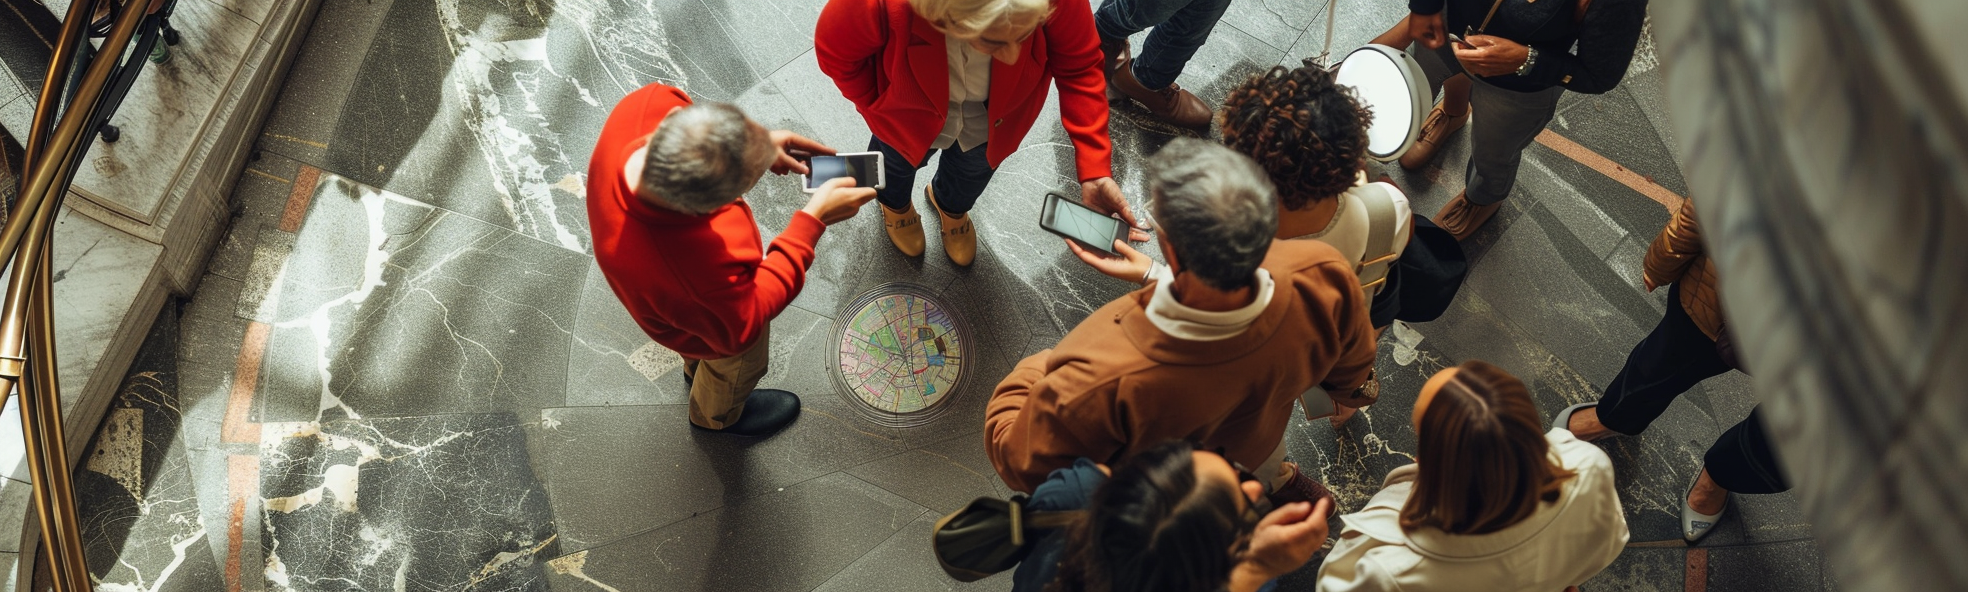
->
[986, 139, 1380, 498]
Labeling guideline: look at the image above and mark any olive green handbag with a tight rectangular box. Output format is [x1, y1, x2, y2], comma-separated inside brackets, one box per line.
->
[931, 494, 1085, 582]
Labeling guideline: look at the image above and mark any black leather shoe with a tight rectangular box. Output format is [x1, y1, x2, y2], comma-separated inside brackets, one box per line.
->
[692, 389, 802, 437]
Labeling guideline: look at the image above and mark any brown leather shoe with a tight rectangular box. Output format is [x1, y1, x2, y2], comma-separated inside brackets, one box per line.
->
[927, 186, 976, 266]
[1398, 101, 1471, 170]
[1103, 40, 1212, 132]
[1268, 462, 1339, 518]
[882, 201, 926, 257]
[1434, 192, 1502, 241]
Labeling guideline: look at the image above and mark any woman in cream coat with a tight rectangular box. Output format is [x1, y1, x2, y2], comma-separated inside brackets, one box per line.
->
[1319, 360, 1628, 592]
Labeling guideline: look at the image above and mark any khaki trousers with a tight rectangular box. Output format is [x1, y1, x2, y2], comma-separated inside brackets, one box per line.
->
[688, 326, 771, 429]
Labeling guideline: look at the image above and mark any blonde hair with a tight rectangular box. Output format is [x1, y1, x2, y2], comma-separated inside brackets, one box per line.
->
[912, 0, 1051, 37]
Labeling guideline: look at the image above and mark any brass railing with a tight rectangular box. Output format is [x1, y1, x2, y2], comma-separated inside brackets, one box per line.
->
[6, 0, 172, 588]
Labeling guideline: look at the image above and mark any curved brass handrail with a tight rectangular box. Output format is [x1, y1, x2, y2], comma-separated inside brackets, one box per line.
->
[5, 0, 167, 589]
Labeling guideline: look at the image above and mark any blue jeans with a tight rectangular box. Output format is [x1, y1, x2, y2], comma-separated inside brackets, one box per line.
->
[1094, 0, 1232, 91]
[868, 136, 995, 215]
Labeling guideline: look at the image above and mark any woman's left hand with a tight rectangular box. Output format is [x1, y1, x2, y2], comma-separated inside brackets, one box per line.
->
[1081, 177, 1152, 242]
[1453, 35, 1532, 77]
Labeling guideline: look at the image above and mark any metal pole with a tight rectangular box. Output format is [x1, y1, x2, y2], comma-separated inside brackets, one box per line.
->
[26, 231, 89, 591]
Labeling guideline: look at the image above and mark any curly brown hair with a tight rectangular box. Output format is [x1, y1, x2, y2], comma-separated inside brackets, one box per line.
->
[1218, 63, 1372, 211]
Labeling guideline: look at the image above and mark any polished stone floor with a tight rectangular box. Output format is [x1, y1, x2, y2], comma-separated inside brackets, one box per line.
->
[4, 0, 1843, 589]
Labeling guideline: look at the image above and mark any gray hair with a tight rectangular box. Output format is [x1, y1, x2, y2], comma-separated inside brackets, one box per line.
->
[640, 103, 766, 213]
[1148, 139, 1280, 291]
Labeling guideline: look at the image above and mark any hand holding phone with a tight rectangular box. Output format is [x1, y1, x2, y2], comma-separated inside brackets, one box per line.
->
[802, 152, 886, 192]
[1040, 192, 1129, 257]
[801, 178, 878, 225]
[1447, 33, 1473, 48]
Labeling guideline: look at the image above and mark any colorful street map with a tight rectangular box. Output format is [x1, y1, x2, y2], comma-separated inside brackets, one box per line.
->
[835, 288, 966, 423]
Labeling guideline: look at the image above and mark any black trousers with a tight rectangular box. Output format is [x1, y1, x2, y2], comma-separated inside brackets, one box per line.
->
[1706, 409, 1790, 494]
[868, 136, 995, 215]
[1596, 282, 1736, 435]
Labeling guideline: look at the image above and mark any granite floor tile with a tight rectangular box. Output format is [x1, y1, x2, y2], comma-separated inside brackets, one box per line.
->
[541, 471, 926, 592]
[1706, 540, 1824, 592]
[533, 398, 913, 551]
[254, 174, 584, 420]
[259, 413, 557, 591]
[1581, 546, 1686, 592]
[254, 0, 399, 165]
[844, 430, 1011, 515]
[1214, 0, 1327, 54]
[696, 0, 823, 77]
[1458, 202, 1659, 386]
[1550, 91, 1692, 200]
[811, 512, 1014, 592]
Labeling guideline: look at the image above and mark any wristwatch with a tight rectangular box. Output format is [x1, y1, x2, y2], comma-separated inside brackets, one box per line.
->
[1515, 46, 1539, 76]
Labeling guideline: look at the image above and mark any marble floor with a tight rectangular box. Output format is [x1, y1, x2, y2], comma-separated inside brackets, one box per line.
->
[5, 0, 1841, 589]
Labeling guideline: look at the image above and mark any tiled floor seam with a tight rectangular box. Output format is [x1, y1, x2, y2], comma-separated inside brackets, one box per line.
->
[802, 507, 937, 592]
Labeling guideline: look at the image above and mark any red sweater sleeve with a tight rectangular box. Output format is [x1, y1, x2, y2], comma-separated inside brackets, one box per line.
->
[1044, 0, 1114, 181]
[817, 0, 885, 111]
[676, 211, 827, 358]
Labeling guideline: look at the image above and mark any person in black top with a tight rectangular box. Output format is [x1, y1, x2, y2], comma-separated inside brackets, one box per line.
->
[1372, 0, 1648, 241]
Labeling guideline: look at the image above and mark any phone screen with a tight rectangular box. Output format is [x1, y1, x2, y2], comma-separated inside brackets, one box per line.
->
[806, 154, 878, 189]
[1045, 196, 1124, 250]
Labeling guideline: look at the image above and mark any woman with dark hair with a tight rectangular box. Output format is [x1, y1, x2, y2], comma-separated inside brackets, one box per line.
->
[1012, 440, 1333, 592]
[1219, 64, 1413, 427]
[1318, 361, 1626, 591]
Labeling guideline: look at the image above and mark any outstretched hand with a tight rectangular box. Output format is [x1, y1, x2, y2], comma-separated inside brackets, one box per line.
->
[769, 130, 835, 175]
[1080, 177, 1152, 242]
[1067, 239, 1155, 284]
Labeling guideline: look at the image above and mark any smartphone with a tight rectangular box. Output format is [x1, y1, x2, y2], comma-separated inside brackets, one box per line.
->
[1039, 192, 1127, 258]
[1448, 33, 1473, 48]
[802, 152, 885, 192]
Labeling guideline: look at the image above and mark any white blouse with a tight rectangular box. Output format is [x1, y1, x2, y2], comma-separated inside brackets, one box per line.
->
[1317, 429, 1629, 592]
[933, 35, 992, 152]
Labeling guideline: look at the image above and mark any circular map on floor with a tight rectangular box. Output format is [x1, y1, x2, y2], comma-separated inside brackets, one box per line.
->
[830, 284, 969, 427]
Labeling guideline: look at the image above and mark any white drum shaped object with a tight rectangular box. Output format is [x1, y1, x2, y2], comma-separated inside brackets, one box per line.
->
[1333, 44, 1432, 163]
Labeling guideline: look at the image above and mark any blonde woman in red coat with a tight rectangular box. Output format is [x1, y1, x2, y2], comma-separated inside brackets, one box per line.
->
[817, 0, 1146, 266]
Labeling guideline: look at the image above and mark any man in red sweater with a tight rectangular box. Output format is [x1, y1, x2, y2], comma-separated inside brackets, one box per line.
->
[588, 83, 876, 437]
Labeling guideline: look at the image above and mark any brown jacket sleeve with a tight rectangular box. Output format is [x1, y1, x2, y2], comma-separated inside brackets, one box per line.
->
[985, 350, 1127, 494]
[1317, 262, 1381, 407]
[1644, 199, 1705, 288]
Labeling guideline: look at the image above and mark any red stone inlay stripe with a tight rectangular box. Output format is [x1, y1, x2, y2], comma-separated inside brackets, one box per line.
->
[1535, 129, 1686, 213]
[226, 454, 259, 592]
[278, 165, 322, 233]
[221, 322, 270, 444]
[1686, 547, 1708, 592]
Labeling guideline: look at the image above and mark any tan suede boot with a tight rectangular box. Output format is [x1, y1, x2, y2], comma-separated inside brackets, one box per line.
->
[1399, 101, 1471, 170]
[927, 187, 975, 266]
[1434, 192, 1503, 241]
[883, 201, 926, 257]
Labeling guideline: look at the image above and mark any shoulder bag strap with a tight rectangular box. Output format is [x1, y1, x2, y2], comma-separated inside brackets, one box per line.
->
[1354, 184, 1400, 296]
[1476, 0, 1508, 34]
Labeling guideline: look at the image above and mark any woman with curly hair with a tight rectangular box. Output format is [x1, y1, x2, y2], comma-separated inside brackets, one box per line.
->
[1220, 64, 1414, 428]
[1220, 63, 1414, 330]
